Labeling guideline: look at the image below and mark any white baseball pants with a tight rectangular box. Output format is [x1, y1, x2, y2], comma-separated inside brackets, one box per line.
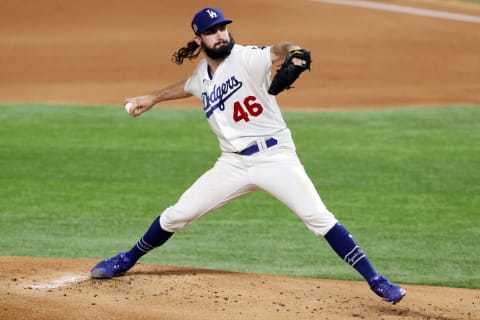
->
[160, 146, 338, 236]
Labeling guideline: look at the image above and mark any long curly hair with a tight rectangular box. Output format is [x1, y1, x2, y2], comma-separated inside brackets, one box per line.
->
[172, 40, 201, 65]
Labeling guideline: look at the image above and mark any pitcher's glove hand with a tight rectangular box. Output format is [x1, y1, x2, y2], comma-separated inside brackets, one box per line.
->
[268, 49, 311, 95]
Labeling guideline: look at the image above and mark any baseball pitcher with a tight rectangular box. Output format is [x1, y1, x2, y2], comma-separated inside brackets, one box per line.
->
[91, 7, 405, 304]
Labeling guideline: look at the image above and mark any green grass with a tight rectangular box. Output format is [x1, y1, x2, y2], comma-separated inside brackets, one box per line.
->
[0, 103, 479, 289]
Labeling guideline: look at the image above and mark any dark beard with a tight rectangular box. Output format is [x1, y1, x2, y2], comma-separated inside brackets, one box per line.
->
[202, 36, 235, 60]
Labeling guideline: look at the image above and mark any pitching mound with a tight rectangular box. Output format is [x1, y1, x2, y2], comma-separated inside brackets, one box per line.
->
[1, 257, 478, 320]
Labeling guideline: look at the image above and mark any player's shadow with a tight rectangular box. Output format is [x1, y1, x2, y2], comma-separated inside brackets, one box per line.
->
[374, 305, 457, 320]
[129, 266, 237, 277]
[87, 265, 238, 281]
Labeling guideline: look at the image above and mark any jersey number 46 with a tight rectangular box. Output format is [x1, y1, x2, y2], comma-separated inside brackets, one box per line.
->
[233, 96, 264, 122]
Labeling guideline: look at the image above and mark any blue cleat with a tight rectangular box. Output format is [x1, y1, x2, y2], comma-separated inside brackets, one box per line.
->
[90, 252, 135, 279]
[369, 274, 406, 304]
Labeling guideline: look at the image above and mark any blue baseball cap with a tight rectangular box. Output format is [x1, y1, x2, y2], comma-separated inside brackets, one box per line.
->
[191, 8, 232, 36]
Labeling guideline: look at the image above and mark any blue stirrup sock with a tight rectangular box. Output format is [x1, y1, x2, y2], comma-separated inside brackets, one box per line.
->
[324, 223, 377, 281]
[125, 216, 173, 263]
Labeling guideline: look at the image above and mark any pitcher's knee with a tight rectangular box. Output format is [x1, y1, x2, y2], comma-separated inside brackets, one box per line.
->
[302, 211, 338, 237]
[307, 219, 338, 237]
[159, 206, 192, 232]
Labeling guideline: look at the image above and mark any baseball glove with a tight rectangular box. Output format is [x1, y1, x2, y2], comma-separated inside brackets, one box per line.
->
[268, 49, 311, 95]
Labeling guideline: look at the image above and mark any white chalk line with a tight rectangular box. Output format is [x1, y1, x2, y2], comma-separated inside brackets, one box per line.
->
[27, 274, 89, 289]
[311, 0, 480, 24]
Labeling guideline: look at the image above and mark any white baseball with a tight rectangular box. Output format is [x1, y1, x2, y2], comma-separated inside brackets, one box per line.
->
[124, 102, 135, 113]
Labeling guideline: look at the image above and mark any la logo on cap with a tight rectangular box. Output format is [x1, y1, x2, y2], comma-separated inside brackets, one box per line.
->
[206, 9, 218, 19]
[191, 7, 232, 36]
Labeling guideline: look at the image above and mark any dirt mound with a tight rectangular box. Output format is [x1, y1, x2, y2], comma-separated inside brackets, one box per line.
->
[1, 257, 479, 320]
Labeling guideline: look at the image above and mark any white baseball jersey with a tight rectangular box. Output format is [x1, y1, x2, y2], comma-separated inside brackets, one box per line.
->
[184, 44, 295, 153]
[160, 43, 337, 237]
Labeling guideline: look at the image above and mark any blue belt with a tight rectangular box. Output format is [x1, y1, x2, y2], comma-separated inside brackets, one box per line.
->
[237, 138, 278, 156]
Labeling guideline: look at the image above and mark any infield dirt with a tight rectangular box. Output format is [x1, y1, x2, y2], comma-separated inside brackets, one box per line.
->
[1, 0, 480, 319]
